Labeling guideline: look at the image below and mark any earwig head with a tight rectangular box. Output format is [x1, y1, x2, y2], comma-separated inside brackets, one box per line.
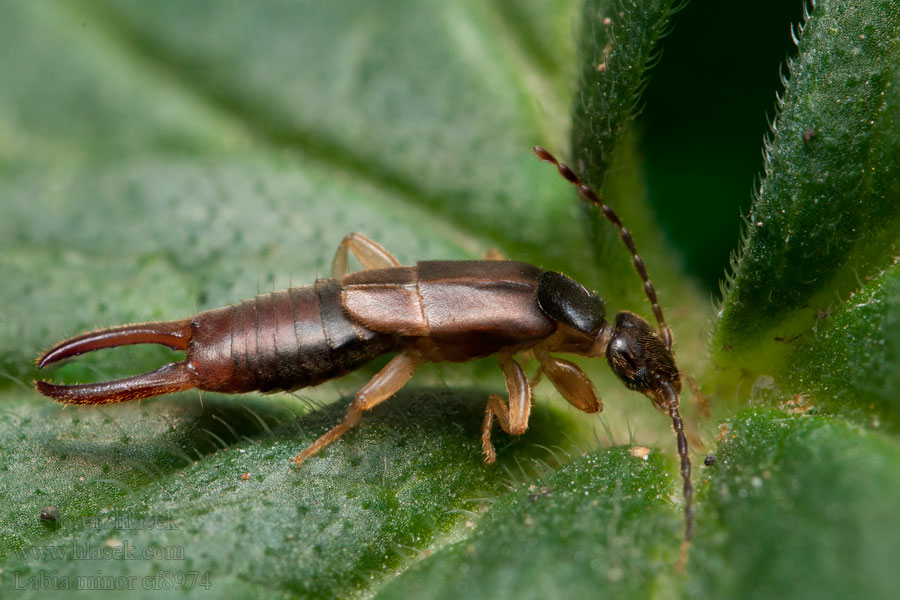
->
[534, 146, 694, 545]
[606, 311, 694, 543]
[606, 311, 680, 410]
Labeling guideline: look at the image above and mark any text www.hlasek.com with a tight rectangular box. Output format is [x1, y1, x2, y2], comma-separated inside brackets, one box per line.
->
[12, 541, 210, 591]
[15, 540, 184, 561]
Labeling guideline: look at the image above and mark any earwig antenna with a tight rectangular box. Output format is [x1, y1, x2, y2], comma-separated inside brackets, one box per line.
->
[535, 145, 694, 553]
[533, 146, 673, 351]
[662, 380, 694, 542]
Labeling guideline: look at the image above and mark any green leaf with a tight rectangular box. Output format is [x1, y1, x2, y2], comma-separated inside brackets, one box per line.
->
[778, 262, 900, 432]
[573, 0, 682, 182]
[0, 1, 699, 598]
[377, 447, 681, 600]
[67, 0, 591, 271]
[689, 410, 900, 599]
[0, 2, 241, 163]
[5, 0, 899, 598]
[714, 1, 900, 372]
[573, 0, 691, 306]
[0, 390, 576, 598]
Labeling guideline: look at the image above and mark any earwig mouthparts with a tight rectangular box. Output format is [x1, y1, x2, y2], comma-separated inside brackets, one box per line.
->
[35, 319, 197, 405]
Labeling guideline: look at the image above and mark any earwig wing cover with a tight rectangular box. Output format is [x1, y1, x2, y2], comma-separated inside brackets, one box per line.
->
[342, 267, 429, 336]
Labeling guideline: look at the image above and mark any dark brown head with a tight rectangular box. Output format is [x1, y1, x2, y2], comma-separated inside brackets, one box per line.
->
[606, 311, 680, 409]
[534, 146, 694, 544]
[607, 310, 693, 543]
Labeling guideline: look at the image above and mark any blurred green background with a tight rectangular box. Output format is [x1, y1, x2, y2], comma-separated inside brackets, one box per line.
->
[642, 0, 803, 290]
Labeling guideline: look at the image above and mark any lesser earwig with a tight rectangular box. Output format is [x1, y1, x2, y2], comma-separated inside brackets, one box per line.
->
[35, 147, 693, 542]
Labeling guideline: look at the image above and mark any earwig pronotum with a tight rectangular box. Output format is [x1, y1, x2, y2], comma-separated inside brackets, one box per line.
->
[35, 147, 693, 543]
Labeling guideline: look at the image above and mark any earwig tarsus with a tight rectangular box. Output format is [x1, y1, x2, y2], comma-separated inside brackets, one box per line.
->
[35, 147, 693, 543]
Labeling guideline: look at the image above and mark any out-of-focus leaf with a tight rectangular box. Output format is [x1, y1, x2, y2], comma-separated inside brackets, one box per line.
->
[714, 1, 900, 372]
[778, 263, 900, 432]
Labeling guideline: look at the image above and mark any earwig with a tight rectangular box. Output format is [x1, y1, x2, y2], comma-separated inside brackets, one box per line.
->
[35, 147, 693, 543]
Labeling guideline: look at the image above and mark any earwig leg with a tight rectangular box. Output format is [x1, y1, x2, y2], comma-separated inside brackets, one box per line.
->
[528, 365, 544, 389]
[293, 349, 419, 467]
[331, 233, 402, 278]
[482, 248, 505, 261]
[536, 351, 601, 414]
[481, 356, 530, 464]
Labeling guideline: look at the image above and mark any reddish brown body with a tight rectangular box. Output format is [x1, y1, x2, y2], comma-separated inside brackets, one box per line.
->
[342, 261, 557, 361]
[37, 260, 565, 402]
[35, 147, 694, 547]
[189, 280, 397, 394]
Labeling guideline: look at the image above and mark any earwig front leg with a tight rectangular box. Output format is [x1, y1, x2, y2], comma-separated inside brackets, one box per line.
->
[331, 233, 402, 278]
[293, 349, 418, 467]
[481, 355, 531, 464]
[535, 349, 601, 414]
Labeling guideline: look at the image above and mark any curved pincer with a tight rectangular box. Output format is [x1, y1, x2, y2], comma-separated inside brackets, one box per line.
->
[35, 318, 198, 405]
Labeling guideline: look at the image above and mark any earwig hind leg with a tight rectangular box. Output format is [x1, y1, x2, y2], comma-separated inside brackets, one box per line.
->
[481, 356, 530, 464]
[482, 248, 505, 261]
[331, 233, 402, 278]
[536, 350, 601, 414]
[292, 349, 419, 467]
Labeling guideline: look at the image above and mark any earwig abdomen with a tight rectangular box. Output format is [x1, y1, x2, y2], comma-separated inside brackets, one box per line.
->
[190, 280, 397, 394]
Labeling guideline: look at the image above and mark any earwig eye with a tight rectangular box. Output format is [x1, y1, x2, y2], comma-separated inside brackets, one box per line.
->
[536, 271, 605, 335]
[606, 311, 679, 394]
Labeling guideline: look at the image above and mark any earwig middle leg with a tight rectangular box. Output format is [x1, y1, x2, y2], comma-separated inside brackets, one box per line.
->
[535, 349, 601, 414]
[293, 349, 419, 467]
[331, 233, 402, 278]
[481, 355, 531, 464]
